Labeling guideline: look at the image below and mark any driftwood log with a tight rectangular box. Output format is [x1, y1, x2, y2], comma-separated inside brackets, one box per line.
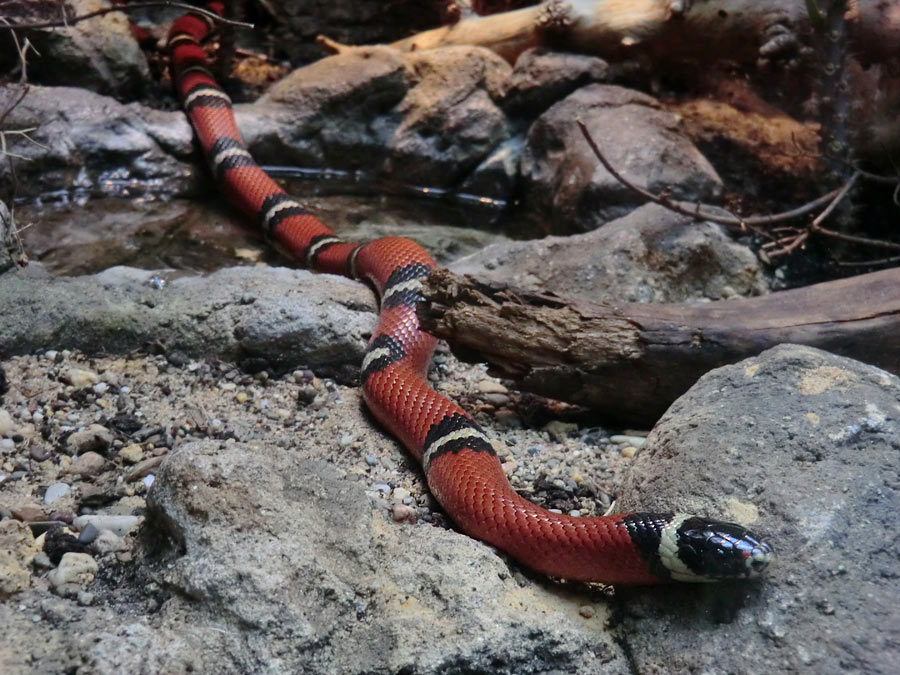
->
[418, 267, 900, 426]
[387, 0, 900, 67]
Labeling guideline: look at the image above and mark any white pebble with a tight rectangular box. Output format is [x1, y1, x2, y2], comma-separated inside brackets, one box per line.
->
[44, 483, 71, 505]
[73, 515, 142, 538]
[93, 383, 109, 396]
[0, 409, 15, 436]
[64, 368, 99, 388]
[48, 552, 98, 592]
[609, 434, 647, 447]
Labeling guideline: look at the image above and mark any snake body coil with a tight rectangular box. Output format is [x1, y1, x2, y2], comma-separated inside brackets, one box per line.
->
[167, 4, 773, 584]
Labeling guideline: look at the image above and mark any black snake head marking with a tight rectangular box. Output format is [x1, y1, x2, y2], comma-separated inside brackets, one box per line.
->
[660, 514, 774, 582]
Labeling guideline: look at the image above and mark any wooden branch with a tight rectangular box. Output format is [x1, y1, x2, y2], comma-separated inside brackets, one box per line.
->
[387, 0, 899, 67]
[418, 267, 900, 426]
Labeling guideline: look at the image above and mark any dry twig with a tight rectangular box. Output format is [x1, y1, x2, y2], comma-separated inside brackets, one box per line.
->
[576, 119, 900, 261]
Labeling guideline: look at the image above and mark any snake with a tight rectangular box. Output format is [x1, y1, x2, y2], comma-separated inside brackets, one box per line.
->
[166, 3, 773, 584]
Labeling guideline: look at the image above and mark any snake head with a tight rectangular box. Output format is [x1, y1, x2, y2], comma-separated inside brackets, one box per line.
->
[659, 514, 774, 582]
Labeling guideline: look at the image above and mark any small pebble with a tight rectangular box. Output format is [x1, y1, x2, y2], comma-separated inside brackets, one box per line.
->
[73, 514, 142, 538]
[392, 487, 411, 503]
[364, 455, 377, 467]
[92, 382, 109, 396]
[621, 446, 637, 459]
[391, 504, 417, 522]
[66, 424, 114, 455]
[43, 483, 71, 505]
[235, 392, 248, 403]
[0, 438, 14, 451]
[30, 446, 52, 462]
[483, 393, 510, 406]
[48, 510, 74, 525]
[0, 409, 14, 435]
[118, 444, 144, 464]
[92, 530, 127, 555]
[47, 552, 98, 594]
[610, 434, 647, 447]
[579, 605, 595, 619]
[11, 504, 45, 522]
[78, 523, 101, 544]
[544, 421, 579, 442]
[477, 379, 508, 394]
[68, 451, 105, 477]
[64, 368, 99, 387]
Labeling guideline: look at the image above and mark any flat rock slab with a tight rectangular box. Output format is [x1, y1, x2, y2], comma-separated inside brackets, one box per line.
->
[617, 344, 900, 675]
[0, 265, 375, 379]
[451, 202, 768, 303]
[142, 438, 629, 674]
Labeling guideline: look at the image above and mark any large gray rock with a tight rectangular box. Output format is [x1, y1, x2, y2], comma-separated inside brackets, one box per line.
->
[617, 344, 900, 675]
[140, 438, 630, 674]
[250, 45, 512, 188]
[0, 86, 197, 200]
[4, 0, 150, 99]
[502, 47, 609, 115]
[3, 45, 512, 200]
[521, 84, 723, 232]
[0, 265, 374, 380]
[452, 203, 769, 302]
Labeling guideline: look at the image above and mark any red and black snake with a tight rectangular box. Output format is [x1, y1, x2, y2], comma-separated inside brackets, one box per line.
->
[167, 4, 773, 585]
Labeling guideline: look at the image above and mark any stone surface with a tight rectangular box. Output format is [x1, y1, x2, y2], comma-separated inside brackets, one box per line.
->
[0, 265, 375, 381]
[520, 84, 723, 232]
[2, 44, 516, 209]
[253, 45, 512, 189]
[0, 520, 37, 596]
[502, 47, 609, 115]
[617, 344, 900, 675]
[452, 203, 769, 302]
[143, 439, 629, 674]
[68, 451, 106, 477]
[1, 339, 896, 673]
[47, 552, 99, 595]
[118, 444, 143, 464]
[0, 86, 197, 201]
[66, 424, 113, 455]
[4, 0, 150, 99]
[43, 483, 71, 505]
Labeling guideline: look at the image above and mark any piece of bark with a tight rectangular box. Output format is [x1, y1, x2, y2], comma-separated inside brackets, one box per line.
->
[384, 0, 899, 68]
[418, 267, 900, 426]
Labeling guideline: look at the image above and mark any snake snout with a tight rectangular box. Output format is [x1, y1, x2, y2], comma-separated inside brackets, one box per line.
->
[745, 537, 774, 578]
[660, 514, 775, 582]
